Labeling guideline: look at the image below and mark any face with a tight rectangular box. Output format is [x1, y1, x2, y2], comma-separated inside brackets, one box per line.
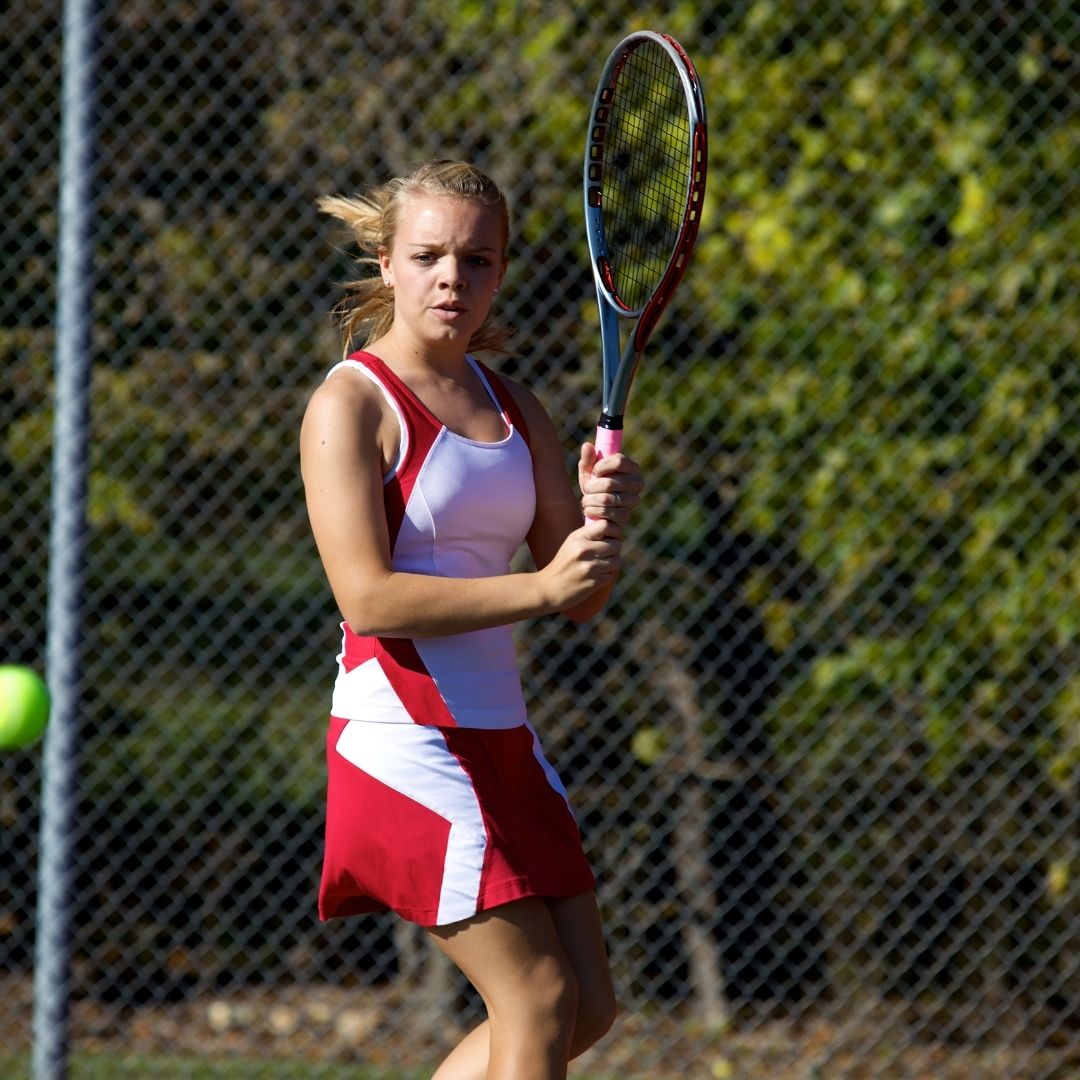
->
[379, 194, 508, 355]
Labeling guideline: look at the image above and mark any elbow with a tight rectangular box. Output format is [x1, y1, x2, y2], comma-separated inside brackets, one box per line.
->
[332, 573, 401, 638]
[563, 611, 595, 625]
[341, 602, 399, 638]
[338, 594, 389, 639]
[564, 608, 601, 625]
[341, 613, 376, 638]
[561, 595, 607, 624]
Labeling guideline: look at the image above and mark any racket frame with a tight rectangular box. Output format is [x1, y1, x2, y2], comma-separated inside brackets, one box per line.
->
[584, 30, 708, 455]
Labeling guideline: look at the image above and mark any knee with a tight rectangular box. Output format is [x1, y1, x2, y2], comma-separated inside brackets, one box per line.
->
[571, 985, 618, 1054]
[526, 954, 581, 1035]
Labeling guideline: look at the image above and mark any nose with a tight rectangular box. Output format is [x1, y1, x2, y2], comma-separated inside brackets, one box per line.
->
[439, 256, 467, 290]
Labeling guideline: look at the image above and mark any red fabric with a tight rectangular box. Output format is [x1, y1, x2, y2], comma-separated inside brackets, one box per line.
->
[346, 350, 442, 549]
[319, 716, 452, 921]
[319, 719, 595, 926]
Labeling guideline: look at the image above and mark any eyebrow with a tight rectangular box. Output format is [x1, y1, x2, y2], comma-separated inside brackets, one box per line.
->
[405, 242, 499, 252]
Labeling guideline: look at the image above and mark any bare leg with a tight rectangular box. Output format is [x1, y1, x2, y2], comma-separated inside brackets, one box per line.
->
[546, 892, 617, 1057]
[428, 892, 616, 1080]
[429, 1022, 489, 1080]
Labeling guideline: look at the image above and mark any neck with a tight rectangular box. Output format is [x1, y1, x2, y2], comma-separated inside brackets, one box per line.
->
[369, 329, 471, 376]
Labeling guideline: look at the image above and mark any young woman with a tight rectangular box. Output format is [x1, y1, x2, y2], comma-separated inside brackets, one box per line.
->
[301, 160, 643, 1079]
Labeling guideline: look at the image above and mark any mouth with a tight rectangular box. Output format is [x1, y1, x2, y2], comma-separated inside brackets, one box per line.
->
[432, 302, 468, 319]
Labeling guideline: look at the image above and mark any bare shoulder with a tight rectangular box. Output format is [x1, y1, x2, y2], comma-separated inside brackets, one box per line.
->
[491, 370, 561, 441]
[303, 366, 385, 437]
[307, 364, 385, 414]
[301, 365, 396, 467]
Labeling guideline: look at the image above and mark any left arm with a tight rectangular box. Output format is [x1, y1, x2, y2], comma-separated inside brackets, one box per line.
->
[510, 382, 644, 622]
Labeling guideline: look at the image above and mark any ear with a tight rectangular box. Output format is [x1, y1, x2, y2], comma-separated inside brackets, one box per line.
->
[378, 247, 393, 287]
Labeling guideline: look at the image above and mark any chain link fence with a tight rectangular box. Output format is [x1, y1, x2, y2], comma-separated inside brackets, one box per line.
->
[3, 1, 1078, 1076]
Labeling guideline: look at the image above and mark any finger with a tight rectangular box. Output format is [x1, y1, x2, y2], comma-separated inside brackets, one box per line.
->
[586, 550, 620, 575]
[580, 501, 627, 528]
[593, 537, 622, 560]
[590, 451, 644, 480]
[587, 473, 645, 500]
[580, 516, 611, 540]
[588, 451, 624, 478]
[596, 491, 638, 516]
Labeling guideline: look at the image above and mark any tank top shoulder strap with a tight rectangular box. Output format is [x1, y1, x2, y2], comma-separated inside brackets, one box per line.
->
[472, 358, 531, 449]
[342, 351, 447, 428]
[338, 351, 438, 425]
[328, 351, 442, 481]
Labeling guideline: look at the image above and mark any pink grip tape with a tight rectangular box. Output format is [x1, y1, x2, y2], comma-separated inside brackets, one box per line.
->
[594, 426, 623, 459]
[586, 426, 623, 523]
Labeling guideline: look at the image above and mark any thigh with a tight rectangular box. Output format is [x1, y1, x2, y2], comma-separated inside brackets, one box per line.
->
[426, 896, 571, 999]
[546, 892, 615, 1011]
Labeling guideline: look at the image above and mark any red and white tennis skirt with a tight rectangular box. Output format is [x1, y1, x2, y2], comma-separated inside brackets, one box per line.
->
[318, 717, 596, 926]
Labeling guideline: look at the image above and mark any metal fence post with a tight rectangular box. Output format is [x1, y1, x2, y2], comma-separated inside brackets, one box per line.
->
[32, 1, 97, 1077]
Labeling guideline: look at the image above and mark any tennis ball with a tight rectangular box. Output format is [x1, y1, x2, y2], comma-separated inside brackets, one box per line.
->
[0, 665, 50, 750]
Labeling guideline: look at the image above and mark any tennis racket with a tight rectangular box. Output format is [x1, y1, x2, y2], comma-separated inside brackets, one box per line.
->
[584, 30, 708, 457]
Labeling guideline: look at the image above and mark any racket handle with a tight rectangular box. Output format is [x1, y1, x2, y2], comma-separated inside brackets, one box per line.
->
[594, 425, 623, 459]
[587, 425, 623, 523]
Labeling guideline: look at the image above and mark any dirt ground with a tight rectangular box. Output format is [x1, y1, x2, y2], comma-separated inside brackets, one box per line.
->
[3, 974, 1078, 1078]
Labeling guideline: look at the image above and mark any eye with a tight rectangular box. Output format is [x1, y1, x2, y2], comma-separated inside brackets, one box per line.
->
[413, 252, 438, 264]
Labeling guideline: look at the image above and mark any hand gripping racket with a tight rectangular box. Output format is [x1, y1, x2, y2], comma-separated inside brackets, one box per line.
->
[584, 31, 708, 457]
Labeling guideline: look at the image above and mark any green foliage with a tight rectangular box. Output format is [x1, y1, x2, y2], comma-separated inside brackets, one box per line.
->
[2, 0, 1077, 1004]
[662, 3, 1080, 887]
[5, 0, 1075, 782]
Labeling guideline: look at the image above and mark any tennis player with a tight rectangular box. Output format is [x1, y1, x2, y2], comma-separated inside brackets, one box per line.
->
[301, 160, 643, 1078]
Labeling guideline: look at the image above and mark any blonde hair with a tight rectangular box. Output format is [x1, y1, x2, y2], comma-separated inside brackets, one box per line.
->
[319, 160, 515, 355]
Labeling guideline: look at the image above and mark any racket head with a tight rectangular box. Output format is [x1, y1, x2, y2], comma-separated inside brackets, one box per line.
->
[584, 31, 708, 421]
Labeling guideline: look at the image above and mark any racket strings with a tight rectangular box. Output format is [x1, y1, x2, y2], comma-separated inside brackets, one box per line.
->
[602, 42, 692, 311]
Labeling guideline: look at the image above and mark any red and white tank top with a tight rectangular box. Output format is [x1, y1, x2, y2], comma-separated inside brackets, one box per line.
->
[328, 351, 536, 729]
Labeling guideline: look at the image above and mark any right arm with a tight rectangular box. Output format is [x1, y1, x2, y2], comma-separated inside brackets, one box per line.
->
[299, 371, 621, 638]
